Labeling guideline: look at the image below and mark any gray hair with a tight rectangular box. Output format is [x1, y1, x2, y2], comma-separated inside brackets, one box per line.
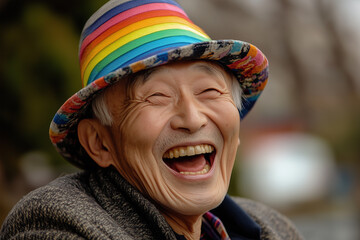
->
[92, 73, 243, 126]
[91, 92, 113, 126]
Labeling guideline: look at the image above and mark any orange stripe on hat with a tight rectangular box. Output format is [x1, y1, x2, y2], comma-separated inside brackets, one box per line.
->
[80, 17, 210, 85]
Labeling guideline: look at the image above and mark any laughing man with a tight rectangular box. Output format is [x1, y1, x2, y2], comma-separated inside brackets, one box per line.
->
[0, 0, 303, 239]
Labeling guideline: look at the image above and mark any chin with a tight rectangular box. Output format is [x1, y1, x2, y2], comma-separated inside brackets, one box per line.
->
[169, 184, 228, 216]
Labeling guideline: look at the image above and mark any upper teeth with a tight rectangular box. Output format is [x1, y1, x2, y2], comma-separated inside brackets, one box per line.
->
[163, 144, 214, 159]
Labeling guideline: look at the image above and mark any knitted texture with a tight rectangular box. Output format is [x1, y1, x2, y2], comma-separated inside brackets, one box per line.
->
[233, 198, 304, 240]
[0, 167, 303, 240]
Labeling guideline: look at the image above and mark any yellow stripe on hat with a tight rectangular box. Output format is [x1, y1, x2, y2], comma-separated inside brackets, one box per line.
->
[81, 16, 208, 79]
[81, 21, 210, 85]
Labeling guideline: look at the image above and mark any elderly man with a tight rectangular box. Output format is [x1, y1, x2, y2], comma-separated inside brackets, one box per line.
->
[1, 0, 303, 239]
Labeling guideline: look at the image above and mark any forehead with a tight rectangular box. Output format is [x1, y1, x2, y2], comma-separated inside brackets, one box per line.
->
[104, 61, 232, 100]
[138, 60, 232, 83]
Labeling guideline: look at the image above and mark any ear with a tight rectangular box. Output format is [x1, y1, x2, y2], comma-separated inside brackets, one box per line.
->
[237, 137, 241, 147]
[77, 119, 114, 168]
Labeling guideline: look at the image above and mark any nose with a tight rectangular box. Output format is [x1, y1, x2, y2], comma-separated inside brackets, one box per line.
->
[170, 95, 207, 133]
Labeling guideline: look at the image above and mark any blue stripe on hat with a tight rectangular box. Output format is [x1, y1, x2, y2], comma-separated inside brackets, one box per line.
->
[81, 0, 182, 42]
[88, 35, 202, 83]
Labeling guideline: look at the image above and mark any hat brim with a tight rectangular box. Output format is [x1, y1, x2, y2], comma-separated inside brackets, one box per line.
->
[49, 40, 268, 168]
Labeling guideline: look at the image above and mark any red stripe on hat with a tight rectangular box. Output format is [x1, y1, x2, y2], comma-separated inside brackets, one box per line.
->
[79, 3, 187, 58]
[80, 10, 190, 66]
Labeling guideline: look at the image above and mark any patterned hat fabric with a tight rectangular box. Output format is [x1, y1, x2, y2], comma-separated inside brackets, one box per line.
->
[49, 0, 269, 168]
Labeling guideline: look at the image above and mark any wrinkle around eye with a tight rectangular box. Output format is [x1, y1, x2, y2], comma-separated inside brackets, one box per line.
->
[145, 93, 172, 105]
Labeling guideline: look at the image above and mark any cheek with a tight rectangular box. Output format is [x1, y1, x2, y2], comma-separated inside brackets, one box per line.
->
[122, 106, 169, 146]
[208, 100, 240, 140]
[114, 105, 170, 194]
[208, 100, 239, 179]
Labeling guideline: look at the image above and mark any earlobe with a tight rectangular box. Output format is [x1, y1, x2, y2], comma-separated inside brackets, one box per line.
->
[77, 119, 114, 168]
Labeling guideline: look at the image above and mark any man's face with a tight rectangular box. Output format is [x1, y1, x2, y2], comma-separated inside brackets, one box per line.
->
[105, 61, 240, 216]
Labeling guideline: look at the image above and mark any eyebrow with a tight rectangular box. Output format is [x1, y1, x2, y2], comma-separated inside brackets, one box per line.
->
[141, 68, 161, 83]
[138, 61, 228, 83]
[192, 62, 229, 82]
[193, 63, 220, 76]
[136, 65, 170, 84]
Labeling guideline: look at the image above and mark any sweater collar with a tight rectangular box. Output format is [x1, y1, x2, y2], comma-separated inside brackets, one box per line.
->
[210, 195, 261, 240]
[94, 167, 260, 240]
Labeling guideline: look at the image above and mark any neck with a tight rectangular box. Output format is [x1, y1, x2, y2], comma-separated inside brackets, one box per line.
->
[161, 211, 203, 240]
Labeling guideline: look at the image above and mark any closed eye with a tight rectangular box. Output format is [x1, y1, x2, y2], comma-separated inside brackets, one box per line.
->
[202, 88, 220, 93]
[198, 88, 221, 98]
[150, 92, 166, 97]
[146, 92, 171, 105]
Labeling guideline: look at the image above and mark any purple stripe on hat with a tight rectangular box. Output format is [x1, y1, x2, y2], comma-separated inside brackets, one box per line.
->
[81, 0, 182, 42]
[79, 4, 187, 58]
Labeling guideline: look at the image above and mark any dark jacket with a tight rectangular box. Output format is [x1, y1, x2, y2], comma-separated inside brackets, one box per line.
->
[0, 167, 303, 240]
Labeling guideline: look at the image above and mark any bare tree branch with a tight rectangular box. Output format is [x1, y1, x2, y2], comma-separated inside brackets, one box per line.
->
[316, 0, 358, 96]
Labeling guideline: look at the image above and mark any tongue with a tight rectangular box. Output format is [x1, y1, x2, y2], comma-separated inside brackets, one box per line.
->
[169, 155, 207, 173]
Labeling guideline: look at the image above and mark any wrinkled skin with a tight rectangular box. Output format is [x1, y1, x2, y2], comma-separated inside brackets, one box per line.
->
[78, 61, 240, 239]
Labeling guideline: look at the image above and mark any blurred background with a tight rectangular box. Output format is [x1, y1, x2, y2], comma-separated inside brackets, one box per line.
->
[0, 0, 359, 239]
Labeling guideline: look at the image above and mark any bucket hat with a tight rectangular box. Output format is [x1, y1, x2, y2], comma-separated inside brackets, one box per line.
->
[49, 0, 269, 169]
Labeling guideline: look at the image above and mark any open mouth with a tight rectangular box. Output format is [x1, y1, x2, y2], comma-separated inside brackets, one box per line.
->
[162, 144, 215, 175]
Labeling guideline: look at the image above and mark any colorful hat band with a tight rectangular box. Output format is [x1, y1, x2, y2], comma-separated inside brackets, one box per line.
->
[79, 0, 211, 87]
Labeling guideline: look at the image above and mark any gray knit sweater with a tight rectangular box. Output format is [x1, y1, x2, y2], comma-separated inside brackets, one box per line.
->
[0, 167, 303, 240]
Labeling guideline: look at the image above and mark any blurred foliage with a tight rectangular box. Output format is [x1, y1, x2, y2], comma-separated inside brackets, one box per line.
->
[0, 0, 107, 177]
[0, 1, 108, 222]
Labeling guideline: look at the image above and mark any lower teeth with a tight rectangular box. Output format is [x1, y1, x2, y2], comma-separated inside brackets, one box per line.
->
[179, 164, 210, 175]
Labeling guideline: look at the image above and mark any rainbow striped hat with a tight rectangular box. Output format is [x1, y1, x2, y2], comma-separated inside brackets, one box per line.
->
[50, 0, 269, 168]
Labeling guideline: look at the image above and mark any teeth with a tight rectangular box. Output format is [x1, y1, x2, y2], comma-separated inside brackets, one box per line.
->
[187, 146, 195, 156]
[205, 145, 209, 152]
[163, 144, 214, 159]
[179, 148, 185, 157]
[195, 145, 202, 154]
[180, 163, 211, 175]
[174, 149, 179, 158]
